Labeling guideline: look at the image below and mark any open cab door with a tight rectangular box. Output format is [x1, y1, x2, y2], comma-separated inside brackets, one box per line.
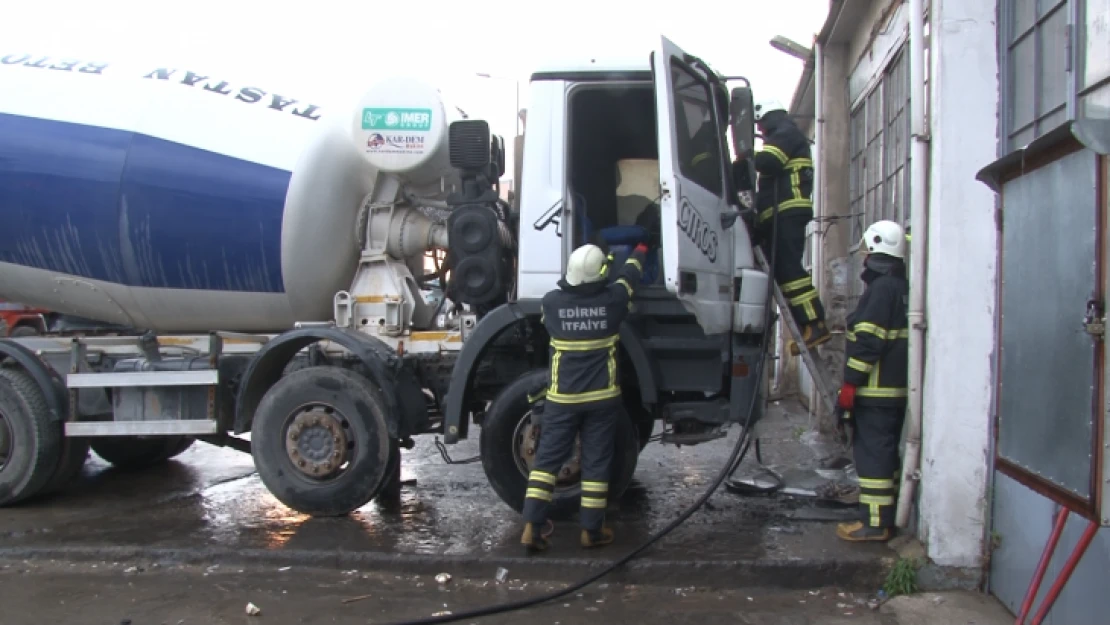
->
[651, 36, 734, 335]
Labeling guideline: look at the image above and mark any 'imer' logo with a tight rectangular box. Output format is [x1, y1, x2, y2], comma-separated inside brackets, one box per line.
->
[678, 198, 718, 263]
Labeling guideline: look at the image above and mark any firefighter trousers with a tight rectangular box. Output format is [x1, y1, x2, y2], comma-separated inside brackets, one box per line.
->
[758, 212, 825, 326]
[850, 403, 906, 529]
[522, 403, 620, 531]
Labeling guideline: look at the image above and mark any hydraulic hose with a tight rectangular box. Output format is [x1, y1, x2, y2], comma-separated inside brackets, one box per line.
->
[384, 184, 781, 625]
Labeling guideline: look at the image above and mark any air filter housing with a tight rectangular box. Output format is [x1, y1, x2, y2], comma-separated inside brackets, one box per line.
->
[448, 120, 491, 172]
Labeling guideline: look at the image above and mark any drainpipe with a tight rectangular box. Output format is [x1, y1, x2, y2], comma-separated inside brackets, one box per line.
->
[897, 0, 929, 529]
[813, 43, 824, 305]
[812, 42, 824, 415]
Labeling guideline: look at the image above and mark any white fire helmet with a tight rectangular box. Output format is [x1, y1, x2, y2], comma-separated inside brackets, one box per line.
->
[565, 244, 608, 286]
[860, 220, 906, 259]
[754, 98, 787, 121]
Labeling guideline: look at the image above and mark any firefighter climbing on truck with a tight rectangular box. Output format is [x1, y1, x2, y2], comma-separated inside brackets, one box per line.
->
[835, 220, 910, 543]
[732, 98, 830, 355]
[520, 240, 650, 552]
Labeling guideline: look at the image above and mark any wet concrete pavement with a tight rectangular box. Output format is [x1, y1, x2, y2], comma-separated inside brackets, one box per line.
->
[0, 559, 1015, 625]
[0, 401, 892, 589]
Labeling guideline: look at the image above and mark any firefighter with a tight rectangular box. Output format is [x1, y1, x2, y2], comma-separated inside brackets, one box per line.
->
[835, 220, 909, 542]
[733, 99, 830, 355]
[520, 240, 649, 552]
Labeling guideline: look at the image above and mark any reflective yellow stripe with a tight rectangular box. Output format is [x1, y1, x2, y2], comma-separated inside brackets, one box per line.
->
[869, 503, 881, 527]
[581, 481, 608, 493]
[616, 278, 633, 298]
[847, 357, 873, 373]
[859, 494, 895, 506]
[758, 198, 813, 221]
[581, 496, 608, 509]
[550, 350, 562, 396]
[526, 488, 553, 501]
[789, 290, 818, 306]
[550, 335, 619, 351]
[607, 345, 617, 397]
[855, 360, 907, 397]
[527, 389, 547, 403]
[857, 387, 908, 398]
[802, 300, 817, 321]
[785, 157, 813, 169]
[528, 471, 557, 485]
[782, 276, 812, 292]
[763, 145, 788, 163]
[846, 331, 857, 342]
[546, 387, 622, 404]
[692, 152, 711, 166]
[858, 477, 894, 489]
[626, 258, 642, 272]
[548, 334, 621, 404]
[853, 322, 887, 339]
[890, 329, 910, 339]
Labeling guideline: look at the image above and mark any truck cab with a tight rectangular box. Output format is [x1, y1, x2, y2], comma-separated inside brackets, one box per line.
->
[443, 36, 772, 515]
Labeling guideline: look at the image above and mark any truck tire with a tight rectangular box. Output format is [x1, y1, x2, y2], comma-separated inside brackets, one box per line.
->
[91, 436, 195, 470]
[0, 368, 63, 505]
[479, 369, 640, 520]
[39, 437, 90, 495]
[625, 395, 654, 452]
[376, 441, 403, 503]
[251, 366, 392, 517]
[10, 325, 40, 338]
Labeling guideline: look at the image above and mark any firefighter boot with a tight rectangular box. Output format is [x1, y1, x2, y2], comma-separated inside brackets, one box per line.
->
[836, 521, 892, 542]
[521, 520, 554, 552]
[580, 526, 615, 548]
[788, 320, 832, 355]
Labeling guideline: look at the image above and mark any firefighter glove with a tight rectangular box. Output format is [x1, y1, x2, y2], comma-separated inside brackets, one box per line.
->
[836, 383, 856, 410]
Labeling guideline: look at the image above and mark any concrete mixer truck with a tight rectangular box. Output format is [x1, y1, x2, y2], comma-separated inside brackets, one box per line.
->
[0, 36, 773, 517]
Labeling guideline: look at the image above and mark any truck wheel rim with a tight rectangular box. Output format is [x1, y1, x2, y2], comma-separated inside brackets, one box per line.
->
[284, 404, 351, 480]
[0, 411, 10, 472]
[512, 411, 582, 490]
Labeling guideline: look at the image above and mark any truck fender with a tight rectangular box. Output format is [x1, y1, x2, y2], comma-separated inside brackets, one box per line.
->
[234, 327, 406, 435]
[441, 302, 660, 444]
[0, 339, 68, 422]
[617, 324, 659, 407]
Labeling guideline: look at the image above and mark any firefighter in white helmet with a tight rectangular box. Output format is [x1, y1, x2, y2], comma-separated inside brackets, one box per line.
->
[733, 98, 830, 355]
[520, 239, 650, 551]
[835, 219, 910, 542]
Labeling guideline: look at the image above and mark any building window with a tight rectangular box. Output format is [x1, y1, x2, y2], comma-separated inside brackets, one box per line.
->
[848, 48, 911, 304]
[1079, 0, 1110, 119]
[1001, 0, 1098, 151]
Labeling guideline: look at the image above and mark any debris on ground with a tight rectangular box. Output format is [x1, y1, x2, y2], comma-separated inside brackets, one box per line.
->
[245, 602, 261, 616]
[342, 594, 372, 604]
[494, 567, 509, 584]
[436, 573, 452, 585]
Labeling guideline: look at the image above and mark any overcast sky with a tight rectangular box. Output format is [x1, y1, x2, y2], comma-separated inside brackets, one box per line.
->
[1, 0, 829, 174]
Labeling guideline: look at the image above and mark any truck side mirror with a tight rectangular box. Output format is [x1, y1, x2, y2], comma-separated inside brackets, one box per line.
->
[729, 87, 756, 165]
[729, 87, 758, 217]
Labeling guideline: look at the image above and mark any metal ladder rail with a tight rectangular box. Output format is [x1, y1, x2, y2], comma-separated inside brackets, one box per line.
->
[754, 247, 840, 415]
